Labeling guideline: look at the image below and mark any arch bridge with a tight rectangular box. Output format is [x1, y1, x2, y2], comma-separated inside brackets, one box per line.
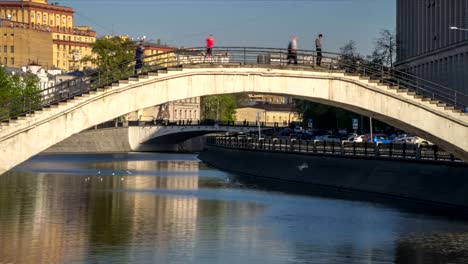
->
[0, 47, 467, 173]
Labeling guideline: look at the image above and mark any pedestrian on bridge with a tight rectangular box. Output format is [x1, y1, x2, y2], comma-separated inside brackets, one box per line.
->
[206, 34, 215, 61]
[287, 36, 298, 65]
[315, 34, 323, 66]
[134, 41, 144, 75]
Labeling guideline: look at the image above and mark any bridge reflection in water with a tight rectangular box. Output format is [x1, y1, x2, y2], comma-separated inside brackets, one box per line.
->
[1, 153, 468, 263]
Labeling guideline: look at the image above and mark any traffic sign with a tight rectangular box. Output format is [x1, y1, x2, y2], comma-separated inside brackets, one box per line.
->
[352, 118, 359, 130]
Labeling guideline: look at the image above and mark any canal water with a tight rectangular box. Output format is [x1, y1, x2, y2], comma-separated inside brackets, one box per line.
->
[1, 153, 468, 264]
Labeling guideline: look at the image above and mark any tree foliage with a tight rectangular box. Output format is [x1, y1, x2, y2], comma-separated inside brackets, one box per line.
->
[200, 94, 249, 122]
[0, 67, 41, 119]
[81, 36, 135, 83]
[338, 40, 363, 71]
[370, 29, 396, 67]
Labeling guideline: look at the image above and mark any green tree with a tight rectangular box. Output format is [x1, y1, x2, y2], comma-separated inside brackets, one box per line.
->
[81, 36, 135, 84]
[0, 67, 41, 119]
[200, 94, 247, 122]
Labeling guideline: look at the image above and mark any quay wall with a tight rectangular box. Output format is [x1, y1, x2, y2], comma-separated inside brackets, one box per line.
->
[199, 145, 468, 211]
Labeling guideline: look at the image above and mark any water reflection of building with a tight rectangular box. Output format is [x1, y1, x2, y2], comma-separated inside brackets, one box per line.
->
[0, 172, 89, 263]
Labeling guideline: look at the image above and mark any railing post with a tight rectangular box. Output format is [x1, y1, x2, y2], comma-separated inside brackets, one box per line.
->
[243, 48, 246, 64]
[298, 140, 301, 152]
[433, 145, 438, 161]
[313, 141, 317, 153]
[353, 141, 356, 155]
[364, 142, 368, 156]
[389, 143, 393, 158]
[306, 141, 309, 152]
[375, 143, 380, 157]
[416, 144, 421, 160]
[340, 142, 345, 155]
[402, 143, 406, 158]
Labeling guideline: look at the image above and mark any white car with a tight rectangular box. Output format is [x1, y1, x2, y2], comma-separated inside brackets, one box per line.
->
[393, 136, 417, 144]
[354, 135, 370, 142]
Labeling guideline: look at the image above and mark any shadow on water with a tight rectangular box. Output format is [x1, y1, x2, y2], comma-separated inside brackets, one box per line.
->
[226, 170, 468, 221]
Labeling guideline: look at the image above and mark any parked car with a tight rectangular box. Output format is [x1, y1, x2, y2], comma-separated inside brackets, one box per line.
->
[372, 133, 392, 144]
[293, 126, 303, 133]
[315, 134, 341, 143]
[354, 135, 370, 143]
[392, 136, 416, 144]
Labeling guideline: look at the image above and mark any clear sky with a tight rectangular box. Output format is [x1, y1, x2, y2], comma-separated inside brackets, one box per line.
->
[60, 0, 395, 55]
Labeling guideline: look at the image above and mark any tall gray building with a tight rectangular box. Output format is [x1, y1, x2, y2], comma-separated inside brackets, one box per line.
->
[396, 0, 468, 95]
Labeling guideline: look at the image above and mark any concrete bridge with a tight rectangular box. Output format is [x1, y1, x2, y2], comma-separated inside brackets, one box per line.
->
[45, 123, 273, 153]
[0, 47, 467, 173]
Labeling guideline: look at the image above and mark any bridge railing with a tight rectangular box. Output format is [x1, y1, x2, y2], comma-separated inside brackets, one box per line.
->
[1, 47, 467, 122]
[207, 136, 461, 163]
[84, 119, 286, 130]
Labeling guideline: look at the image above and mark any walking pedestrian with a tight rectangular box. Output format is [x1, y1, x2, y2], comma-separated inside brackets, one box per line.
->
[287, 36, 298, 65]
[206, 34, 214, 61]
[134, 41, 144, 75]
[315, 34, 323, 66]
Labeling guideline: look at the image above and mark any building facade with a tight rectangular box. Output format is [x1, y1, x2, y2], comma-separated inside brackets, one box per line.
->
[235, 103, 300, 125]
[396, 0, 468, 95]
[125, 97, 201, 123]
[0, 0, 96, 71]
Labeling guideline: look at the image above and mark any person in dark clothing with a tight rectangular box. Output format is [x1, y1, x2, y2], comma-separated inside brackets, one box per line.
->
[134, 41, 144, 75]
[287, 36, 298, 65]
[315, 34, 323, 66]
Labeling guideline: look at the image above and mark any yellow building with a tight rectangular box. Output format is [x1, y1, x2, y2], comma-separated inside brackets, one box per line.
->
[142, 42, 175, 67]
[235, 103, 300, 125]
[0, 0, 96, 71]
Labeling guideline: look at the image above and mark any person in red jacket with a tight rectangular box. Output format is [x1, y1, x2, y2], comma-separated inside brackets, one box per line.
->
[206, 34, 214, 59]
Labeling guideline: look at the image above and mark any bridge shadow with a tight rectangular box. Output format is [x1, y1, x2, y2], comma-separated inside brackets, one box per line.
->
[224, 170, 468, 220]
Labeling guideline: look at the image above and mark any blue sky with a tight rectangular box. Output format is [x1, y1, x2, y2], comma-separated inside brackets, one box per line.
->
[60, 0, 395, 55]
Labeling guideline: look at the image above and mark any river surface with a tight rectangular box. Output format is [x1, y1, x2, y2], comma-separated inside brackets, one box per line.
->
[1, 153, 468, 264]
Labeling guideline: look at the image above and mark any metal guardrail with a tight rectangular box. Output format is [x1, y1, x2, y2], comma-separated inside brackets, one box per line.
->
[207, 136, 461, 163]
[1, 47, 467, 122]
[85, 119, 284, 131]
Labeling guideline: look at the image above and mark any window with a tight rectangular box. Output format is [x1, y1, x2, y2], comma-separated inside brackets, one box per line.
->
[4, 57, 7, 65]
[174, 110, 177, 119]
[10, 46, 14, 53]
[3, 46, 6, 53]
[10, 57, 14, 65]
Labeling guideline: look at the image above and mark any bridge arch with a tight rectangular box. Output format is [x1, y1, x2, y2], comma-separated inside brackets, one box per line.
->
[0, 49, 467, 172]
